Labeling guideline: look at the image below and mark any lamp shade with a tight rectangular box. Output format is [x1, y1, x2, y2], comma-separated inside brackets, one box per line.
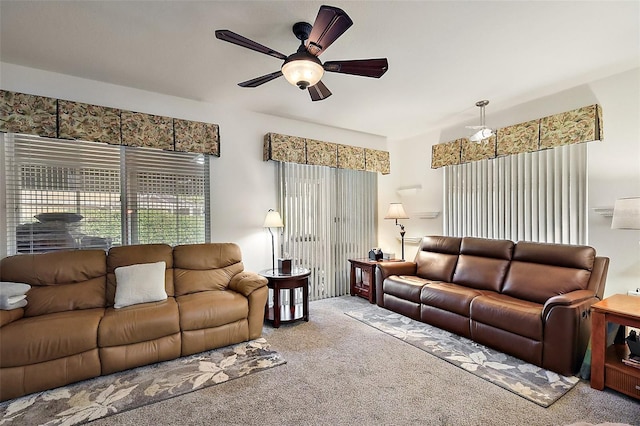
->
[385, 203, 409, 220]
[281, 52, 324, 89]
[611, 197, 640, 230]
[263, 209, 284, 228]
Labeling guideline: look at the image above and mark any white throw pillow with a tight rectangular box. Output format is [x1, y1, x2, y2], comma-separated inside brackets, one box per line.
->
[0, 282, 31, 310]
[114, 261, 167, 308]
[0, 282, 31, 297]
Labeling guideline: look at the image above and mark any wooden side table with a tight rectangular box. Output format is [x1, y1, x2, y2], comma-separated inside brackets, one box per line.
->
[260, 268, 311, 328]
[349, 258, 401, 304]
[590, 294, 640, 400]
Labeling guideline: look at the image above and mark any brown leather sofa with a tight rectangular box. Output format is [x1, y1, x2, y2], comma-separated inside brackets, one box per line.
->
[376, 236, 609, 376]
[0, 242, 268, 401]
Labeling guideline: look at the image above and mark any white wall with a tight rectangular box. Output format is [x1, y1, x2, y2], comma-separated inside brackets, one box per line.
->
[3, 63, 638, 296]
[380, 67, 640, 297]
[0, 63, 386, 272]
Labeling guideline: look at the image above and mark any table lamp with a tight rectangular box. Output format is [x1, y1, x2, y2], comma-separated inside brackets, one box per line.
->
[385, 203, 409, 260]
[264, 209, 284, 271]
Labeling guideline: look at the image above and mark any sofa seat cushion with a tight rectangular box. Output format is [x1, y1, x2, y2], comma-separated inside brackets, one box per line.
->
[384, 275, 432, 303]
[98, 298, 180, 348]
[420, 282, 485, 317]
[0, 308, 104, 367]
[177, 290, 248, 331]
[470, 293, 543, 341]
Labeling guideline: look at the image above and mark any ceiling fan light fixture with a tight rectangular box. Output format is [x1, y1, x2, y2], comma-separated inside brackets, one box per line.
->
[281, 52, 324, 90]
[469, 128, 494, 142]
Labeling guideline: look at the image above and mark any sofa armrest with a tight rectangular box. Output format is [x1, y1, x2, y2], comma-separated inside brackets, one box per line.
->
[377, 261, 417, 280]
[542, 289, 597, 319]
[542, 289, 599, 375]
[375, 261, 417, 306]
[229, 271, 268, 297]
[0, 308, 24, 327]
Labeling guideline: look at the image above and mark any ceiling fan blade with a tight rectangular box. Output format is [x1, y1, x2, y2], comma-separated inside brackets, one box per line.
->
[215, 29, 287, 60]
[306, 5, 353, 56]
[308, 80, 332, 101]
[238, 71, 283, 88]
[323, 58, 389, 78]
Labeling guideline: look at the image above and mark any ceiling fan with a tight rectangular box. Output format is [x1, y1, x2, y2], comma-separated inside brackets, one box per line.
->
[466, 100, 494, 142]
[215, 5, 389, 101]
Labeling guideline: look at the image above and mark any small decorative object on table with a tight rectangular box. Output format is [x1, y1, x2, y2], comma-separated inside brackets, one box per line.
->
[627, 329, 640, 357]
[368, 248, 383, 261]
[278, 258, 292, 274]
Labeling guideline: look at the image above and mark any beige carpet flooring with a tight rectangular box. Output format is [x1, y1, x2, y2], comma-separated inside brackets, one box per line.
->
[88, 296, 639, 426]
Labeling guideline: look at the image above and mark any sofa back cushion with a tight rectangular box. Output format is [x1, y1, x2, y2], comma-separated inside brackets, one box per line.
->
[502, 241, 595, 304]
[415, 236, 462, 282]
[452, 237, 514, 292]
[107, 244, 174, 306]
[173, 243, 245, 296]
[0, 249, 107, 317]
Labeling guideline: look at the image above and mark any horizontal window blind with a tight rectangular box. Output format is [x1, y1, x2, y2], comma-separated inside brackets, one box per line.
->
[444, 143, 587, 245]
[2, 133, 209, 255]
[124, 147, 209, 245]
[3, 133, 121, 254]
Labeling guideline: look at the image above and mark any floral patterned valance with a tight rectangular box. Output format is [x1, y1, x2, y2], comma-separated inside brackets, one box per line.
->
[264, 132, 390, 174]
[0, 90, 220, 157]
[0, 91, 57, 138]
[431, 104, 603, 169]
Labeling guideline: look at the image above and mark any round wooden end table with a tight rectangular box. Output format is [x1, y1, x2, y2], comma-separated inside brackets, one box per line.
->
[260, 268, 311, 328]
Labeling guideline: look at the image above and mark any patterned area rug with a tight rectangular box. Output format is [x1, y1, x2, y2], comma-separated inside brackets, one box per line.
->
[346, 305, 579, 407]
[0, 338, 285, 425]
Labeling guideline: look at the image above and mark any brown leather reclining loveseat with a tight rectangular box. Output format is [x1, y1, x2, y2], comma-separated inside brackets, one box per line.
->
[376, 236, 609, 376]
[0, 242, 268, 401]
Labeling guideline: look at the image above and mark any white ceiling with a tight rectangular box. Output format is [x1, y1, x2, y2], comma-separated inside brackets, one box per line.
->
[1, 1, 638, 140]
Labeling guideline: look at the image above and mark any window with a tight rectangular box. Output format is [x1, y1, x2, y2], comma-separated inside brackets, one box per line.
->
[279, 162, 377, 300]
[443, 143, 587, 245]
[124, 146, 209, 245]
[2, 133, 209, 255]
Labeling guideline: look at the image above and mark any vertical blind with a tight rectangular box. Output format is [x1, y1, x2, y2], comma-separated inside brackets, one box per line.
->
[2, 133, 209, 255]
[444, 143, 587, 245]
[278, 162, 377, 301]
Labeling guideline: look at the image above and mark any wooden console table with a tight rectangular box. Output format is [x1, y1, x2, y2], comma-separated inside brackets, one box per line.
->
[260, 268, 310, 328]
[590, 294, 640, 400]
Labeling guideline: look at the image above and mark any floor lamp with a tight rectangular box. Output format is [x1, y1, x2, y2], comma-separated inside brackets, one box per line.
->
[263, 209, 284, 271]
[385, 203, 409, 260]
